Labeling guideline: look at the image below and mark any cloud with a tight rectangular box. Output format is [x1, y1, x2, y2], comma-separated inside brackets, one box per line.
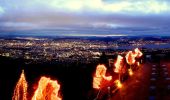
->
[39, 0, 170, 14]
[0, 0, 170, 33]
[1, 0, 170, 14]
[38, 0, 170, 14]
[0, 6, 4, 14]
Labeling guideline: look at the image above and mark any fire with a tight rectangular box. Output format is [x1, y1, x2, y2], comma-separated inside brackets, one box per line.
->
[93, 64, 112, 89]
[134, 48, 143, 58]
[114, 55, 123, 73]
[32, 77, 61, 100]
[125, 51, 137, 65]
[115, 80, 122, 88]
[12, 70, 28, 100]
[128, 69, 133, 76]
[137, 62, 140, 66]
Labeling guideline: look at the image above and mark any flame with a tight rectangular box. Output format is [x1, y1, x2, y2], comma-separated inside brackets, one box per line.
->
[128, 69, 133, 76]
[134, 48, 143, 58]
[32, 77, 61, 100]
[137, 62, 140, 66]
[125, 51, 136, 65]
[12, 70, 28, 100]
[115, 80, 122, 88]
[114, 55, 123, 73]
[93, 64, 112, 89]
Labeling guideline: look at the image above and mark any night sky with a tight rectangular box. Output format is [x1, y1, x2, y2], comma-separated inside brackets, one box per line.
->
[0, 0, 170, 36]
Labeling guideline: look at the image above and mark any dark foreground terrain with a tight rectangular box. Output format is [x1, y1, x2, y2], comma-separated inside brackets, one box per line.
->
[1, 53, 170, 100]
[0, 56, 97, 100]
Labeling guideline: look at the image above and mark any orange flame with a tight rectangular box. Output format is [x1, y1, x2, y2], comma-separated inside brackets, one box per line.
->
[128, 69, 133, 76]
[134, 48, 143, 58]
[115, 80, 122, 88]
[137, 62, 140, 66]
[12, 70, 28, 100]
[125, 51, 136, 65]
[114, 55, 123, 73]
[32, 77, 61, 100]
[93, 64, 112, 89]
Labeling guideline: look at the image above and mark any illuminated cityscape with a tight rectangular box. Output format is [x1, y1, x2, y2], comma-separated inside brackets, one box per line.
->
[1, 36, 170, 64]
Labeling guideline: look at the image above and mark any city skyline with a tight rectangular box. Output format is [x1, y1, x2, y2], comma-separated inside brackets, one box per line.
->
[0, 0, 170, 36]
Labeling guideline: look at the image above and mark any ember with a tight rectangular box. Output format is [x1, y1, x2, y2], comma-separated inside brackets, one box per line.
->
[128, 69, 133, 76]
[115, 80, 122, 88]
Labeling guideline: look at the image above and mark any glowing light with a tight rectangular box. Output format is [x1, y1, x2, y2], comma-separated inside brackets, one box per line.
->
[114, 55, 123, 73]
[115, 80, 122, 88]
[128, 69, 133, 76]
[93, 64, 112, 89]
[32, 77, 61, 100]
[125, 51, 136, 65]
[134, 48, 143, 58]
[137, 62, 139, 66]
[12, 70, 28, 100]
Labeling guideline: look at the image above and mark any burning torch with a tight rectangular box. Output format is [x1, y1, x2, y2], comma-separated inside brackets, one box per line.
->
[93, 64, 112, 100]
[125, 51, 136, 76]
[134, 48, 143, 66]
[114, 55, 123, 88]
